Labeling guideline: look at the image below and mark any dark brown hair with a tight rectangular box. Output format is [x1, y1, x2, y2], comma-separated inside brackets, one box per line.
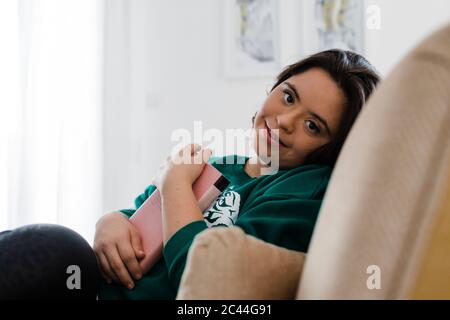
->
[269, 49, 380, 168]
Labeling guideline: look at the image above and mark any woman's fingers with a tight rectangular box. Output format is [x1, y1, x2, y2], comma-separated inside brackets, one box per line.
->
[117, 241, 143, 281]
[94, 252, 109, 283]
[130, 227, 145, 260]
[103, 245, 135, 289]
[176, 144, 210, 163]
[186, 143, 202, 156]
[192, 148, 212, 165]
[94, 252, 111, 283]
[202, 148, 212, 162]
[178, 143, 201, 157]
[173, 143, 200, 165]
[97, 251, 119, 284]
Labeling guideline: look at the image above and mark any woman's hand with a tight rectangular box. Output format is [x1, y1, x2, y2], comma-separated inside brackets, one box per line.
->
[152, 143, 212, 242]
[152, 143, 212, 193]
[93, 212, 145, 290]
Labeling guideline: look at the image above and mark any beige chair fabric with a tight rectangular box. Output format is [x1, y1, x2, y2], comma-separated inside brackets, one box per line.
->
[298, 23, 450, 299]
[176, 227, 305, 300]
[410, 171, 450, 299]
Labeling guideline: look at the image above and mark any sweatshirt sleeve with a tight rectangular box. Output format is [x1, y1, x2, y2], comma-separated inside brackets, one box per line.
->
[234, 195, 323, 252]
[118, 184, 157, 219]
[163, 220, 208, 290]
[234, 172, 329, 253]
[162, 176, 328, 291]
[161, 157, 225, 288]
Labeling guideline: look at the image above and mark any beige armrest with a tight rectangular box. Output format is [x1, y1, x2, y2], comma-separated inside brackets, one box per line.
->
[176, 227, 305, 300]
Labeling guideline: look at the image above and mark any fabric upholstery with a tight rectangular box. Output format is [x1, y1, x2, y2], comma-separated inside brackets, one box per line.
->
[409, 171, 450, 299]
[176, 227, 305, 300]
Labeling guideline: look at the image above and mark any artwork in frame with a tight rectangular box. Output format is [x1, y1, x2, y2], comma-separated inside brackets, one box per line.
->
[223, 0, 281, 78]
[302, 0, 365, 55]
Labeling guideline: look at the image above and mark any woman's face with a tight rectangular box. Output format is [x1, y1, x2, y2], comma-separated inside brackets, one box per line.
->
[253, 67, 346, 169]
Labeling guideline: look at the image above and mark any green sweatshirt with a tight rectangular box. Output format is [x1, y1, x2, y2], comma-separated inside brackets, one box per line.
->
[98, 155, 331, 300]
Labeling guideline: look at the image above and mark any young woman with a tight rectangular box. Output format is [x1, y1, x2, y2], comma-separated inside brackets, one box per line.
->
[94, 49, 380, 299]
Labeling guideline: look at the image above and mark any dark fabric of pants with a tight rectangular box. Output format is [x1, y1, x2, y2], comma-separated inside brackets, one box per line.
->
[0, 224, 100, 299]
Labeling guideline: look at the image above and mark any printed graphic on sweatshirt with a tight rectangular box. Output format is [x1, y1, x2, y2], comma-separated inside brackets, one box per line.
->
[202, 186, 240, 227]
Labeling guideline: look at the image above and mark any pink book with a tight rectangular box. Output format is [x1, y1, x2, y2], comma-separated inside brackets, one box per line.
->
[129, 163, 230, 274]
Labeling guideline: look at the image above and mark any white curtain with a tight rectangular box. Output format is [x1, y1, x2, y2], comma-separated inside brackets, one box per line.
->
[0, 0, 103, 243]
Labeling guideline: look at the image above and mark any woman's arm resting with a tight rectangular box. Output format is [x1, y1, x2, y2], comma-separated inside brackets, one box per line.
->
[154, 143, 211, 243]
[160, 180, 204, 244]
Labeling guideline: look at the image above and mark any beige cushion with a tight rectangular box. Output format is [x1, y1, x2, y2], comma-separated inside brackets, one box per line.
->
[176, 227, 305, 300]
[298, 23, 450, 299]
[410, 171, 450, 299]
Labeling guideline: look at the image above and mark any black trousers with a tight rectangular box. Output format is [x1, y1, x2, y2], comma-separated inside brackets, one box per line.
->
[0, 224, 100, 299]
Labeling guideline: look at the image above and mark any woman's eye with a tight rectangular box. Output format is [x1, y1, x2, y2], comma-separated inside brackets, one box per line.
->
[305, 120, 320, 134]
[283, 90, 295, 105]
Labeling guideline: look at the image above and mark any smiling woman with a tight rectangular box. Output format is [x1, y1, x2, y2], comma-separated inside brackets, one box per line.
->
[0, 45, 380, 299]
[93, 49, 380, 300]
[252, 68, 346, 169]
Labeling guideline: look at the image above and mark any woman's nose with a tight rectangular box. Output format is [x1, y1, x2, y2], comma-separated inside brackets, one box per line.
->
[276, 113, 296, 134]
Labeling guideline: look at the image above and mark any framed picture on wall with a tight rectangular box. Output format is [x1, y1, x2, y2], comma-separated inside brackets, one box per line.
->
[301, 0, 365, 55]
[223, 0, 281, 78]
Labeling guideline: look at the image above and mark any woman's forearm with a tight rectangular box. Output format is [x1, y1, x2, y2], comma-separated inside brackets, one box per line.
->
[160, 180, 203, 244]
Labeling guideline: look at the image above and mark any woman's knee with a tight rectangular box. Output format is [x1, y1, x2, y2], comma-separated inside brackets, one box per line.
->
[0, 224, 100, 299]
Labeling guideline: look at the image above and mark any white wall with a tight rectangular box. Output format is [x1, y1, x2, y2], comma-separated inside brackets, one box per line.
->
[365, 0, 450, 76]
[103, 0, 274, 212]
[103, 0, 450, 213]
